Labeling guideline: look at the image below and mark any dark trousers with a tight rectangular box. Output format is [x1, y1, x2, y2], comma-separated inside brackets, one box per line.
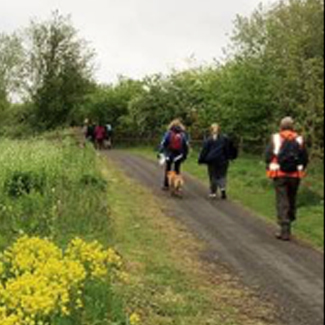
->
[208, 163, 229, 194]
[274, 178, 301, 226]
[164, 160, 182, 187]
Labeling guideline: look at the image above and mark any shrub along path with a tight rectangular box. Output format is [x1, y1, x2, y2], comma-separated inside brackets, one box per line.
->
[107, 150, 324, 325]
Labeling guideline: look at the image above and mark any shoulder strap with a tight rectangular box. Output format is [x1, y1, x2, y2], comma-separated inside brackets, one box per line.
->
[296, 136, 304, 146]
[274, 133, 303, 156]
[273, 134, 282, 156]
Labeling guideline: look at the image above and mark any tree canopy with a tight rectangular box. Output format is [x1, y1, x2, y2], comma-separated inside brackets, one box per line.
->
[25, 12, 95, 129]
[0, 0, 324, 156]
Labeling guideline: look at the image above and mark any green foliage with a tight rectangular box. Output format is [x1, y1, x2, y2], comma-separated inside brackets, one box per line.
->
[0, 137, 110, 244]
[0, 33, 25, 133]
[79, 173, 108, 191]
[0, 0, 323, 157]
[0, 136, 132, 324]
[74, 0, 323, 157]
[0, 13, 95, 133]
[4, 170, 46, 197]
[84, 0, 323, 156]
[122, 71, 211, 138]
[25, 11, 95, 130]
[79, 78, 144, 128]
[0, 33, 24, 98]
[231, 0, 324, 155]
[0, 102, 36, 138]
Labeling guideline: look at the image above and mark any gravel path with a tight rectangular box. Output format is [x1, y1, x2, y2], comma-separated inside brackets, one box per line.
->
[108, 151, 324, 325]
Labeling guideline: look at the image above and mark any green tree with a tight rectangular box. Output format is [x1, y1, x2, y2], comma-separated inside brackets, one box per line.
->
[0, 33, 25, 130]
[231, 0, 324, 155]
[80, 77, 144, 129]
[25, 11, 95, 130]
[0, 33, 24, 98]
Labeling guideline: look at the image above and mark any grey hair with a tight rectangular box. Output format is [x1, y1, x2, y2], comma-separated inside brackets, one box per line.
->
[280, 117, 294, 130]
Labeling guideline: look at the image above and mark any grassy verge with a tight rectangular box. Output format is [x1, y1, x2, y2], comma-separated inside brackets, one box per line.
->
[126, 147, 324, 249]
[0, 136, 130, 324]
[102, 157, 276, 325]
[0, 136, 110, 249]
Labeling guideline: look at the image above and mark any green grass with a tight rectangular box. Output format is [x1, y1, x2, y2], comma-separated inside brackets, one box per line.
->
[102, 158, 276, 325]
[0, 135, 128, 324]
[0, 137, 111, 249]
[126, 147, 324, 249]
[0, 136, 319, 324]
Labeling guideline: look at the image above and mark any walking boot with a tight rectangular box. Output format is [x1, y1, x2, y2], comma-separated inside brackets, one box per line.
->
[283, 223, 292, 241]
[276, 224, 291, 241]
[209, 191, 217, 199]
[221, 190, 227, 200]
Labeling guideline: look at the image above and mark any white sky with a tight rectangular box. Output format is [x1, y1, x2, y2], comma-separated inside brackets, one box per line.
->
[0, 0, 273, 83]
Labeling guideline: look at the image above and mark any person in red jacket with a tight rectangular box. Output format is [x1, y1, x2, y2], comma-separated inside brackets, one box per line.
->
[94, 124, 107, 150]
[266, 117, 309, 241]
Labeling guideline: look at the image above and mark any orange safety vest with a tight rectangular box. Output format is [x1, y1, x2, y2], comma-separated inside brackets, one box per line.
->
[267, 130, 306, 179]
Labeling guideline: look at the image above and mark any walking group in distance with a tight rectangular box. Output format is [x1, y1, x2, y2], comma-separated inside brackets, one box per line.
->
[83, 120, 113, 150]
[82, 115, 308, 242]
[159, 117, 308, 242]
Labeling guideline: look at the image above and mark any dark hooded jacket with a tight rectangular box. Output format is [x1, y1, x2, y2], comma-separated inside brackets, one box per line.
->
[199, 135, 231, 166]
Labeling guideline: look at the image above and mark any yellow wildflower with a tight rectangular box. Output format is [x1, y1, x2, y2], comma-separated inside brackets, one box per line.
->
[129, 312, 141, 325]
[0, 236, 125, 324]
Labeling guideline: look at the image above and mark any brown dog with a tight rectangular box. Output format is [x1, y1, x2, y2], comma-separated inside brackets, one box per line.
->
[167, 171, 184, 197]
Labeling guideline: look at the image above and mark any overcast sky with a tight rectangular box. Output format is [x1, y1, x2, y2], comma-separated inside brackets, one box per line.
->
[0, 0, 274, 83]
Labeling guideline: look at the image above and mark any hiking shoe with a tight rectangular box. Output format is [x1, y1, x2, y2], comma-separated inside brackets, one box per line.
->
[276, 233, 291, 241]
[276, 224, 291, 241]
[209, 193, 217, 199]
[221, 190, 227, 200]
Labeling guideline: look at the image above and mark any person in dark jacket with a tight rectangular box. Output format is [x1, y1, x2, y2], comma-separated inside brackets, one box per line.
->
[86, 122, 96, 145]
[265, 117, 309, 241]
[160, 119, 190, 190]
[199, 124, 233, 199]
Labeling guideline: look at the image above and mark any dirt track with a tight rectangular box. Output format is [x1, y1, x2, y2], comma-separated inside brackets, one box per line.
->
[108, 151, 324, 325]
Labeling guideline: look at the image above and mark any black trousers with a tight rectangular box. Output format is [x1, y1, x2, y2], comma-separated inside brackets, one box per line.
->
[208, 163, 229, 194]
[274, 178, 301, 226]
[164, 160, 182, 187]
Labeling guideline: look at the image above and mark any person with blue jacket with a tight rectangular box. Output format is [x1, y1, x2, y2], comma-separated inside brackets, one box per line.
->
[199, 124, 236, 199]
[160, 119, 190, 190]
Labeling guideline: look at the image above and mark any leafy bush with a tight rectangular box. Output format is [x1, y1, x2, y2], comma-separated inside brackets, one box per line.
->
[4, 171, 46, 197]
[0, 138, 108, 244]
[0, 137, 141, 324]
[80, 174, 108, 192]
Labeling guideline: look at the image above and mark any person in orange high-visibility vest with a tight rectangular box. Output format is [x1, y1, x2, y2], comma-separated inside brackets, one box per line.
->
[266, 117, 309, 241]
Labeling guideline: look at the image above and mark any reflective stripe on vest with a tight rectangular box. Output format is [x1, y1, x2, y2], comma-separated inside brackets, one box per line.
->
[267, 133, 305, 179]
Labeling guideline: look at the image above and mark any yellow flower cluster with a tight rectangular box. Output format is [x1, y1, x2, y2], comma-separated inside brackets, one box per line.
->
[129, 312, 141, 325]
[0, 236, 123, 325]
[66, 238, 123, 279]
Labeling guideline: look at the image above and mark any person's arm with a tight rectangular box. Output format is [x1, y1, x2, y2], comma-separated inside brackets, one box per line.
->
[223, 135, 232, 161]
[183, 133, 190, 158]
[159, 132, 170, 153]
[301, 141, 309, 169]
[265, 136, 274, 166]
[198, 139, 210, 165]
